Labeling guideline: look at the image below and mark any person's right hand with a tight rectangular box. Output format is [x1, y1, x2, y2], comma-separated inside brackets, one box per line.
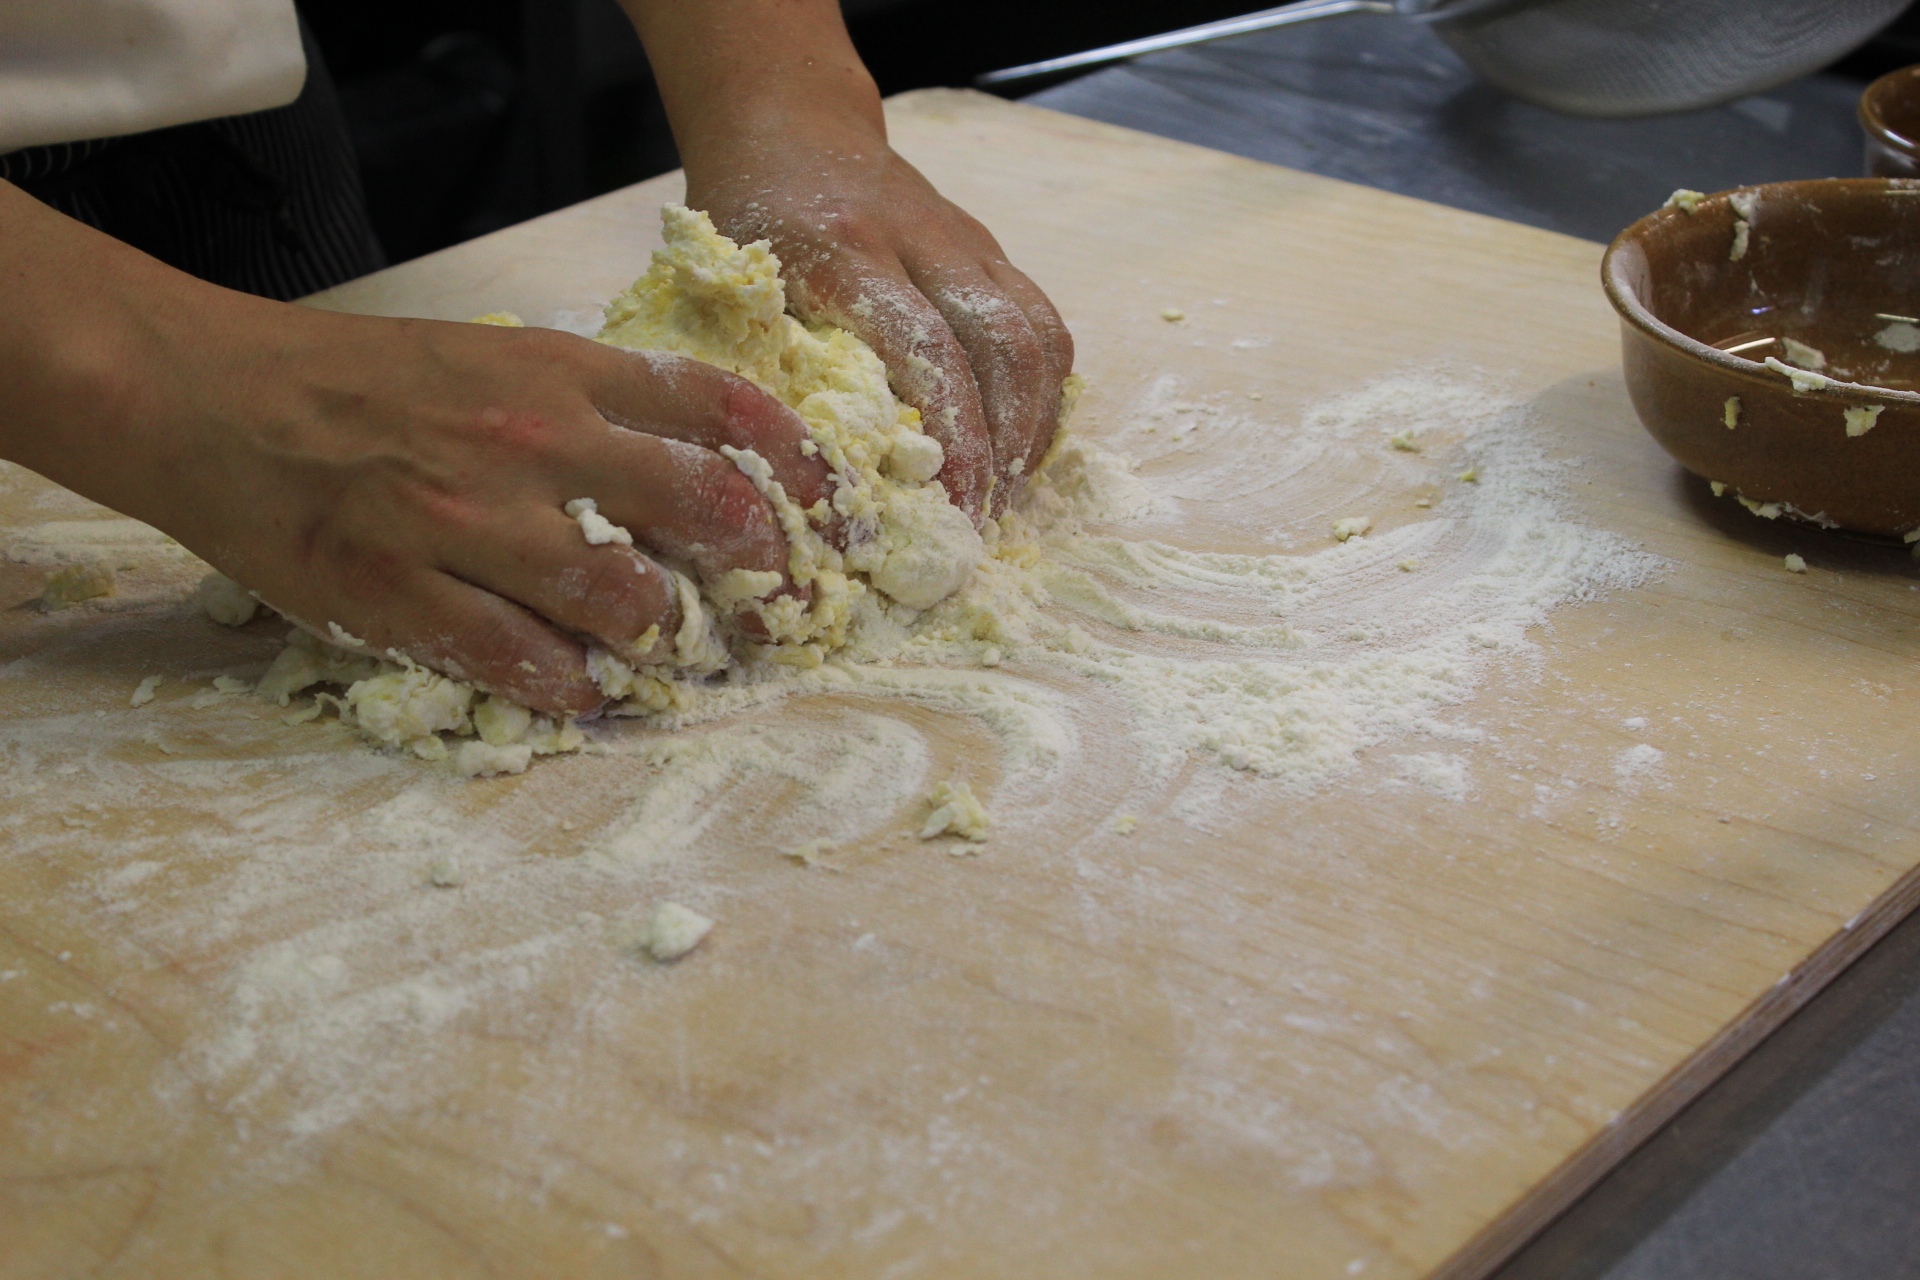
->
[165, 309, 837, 714]
[0, 191, 835, 717]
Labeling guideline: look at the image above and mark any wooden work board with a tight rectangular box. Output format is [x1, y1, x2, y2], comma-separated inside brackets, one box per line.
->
[5, 90, 1919, 1280]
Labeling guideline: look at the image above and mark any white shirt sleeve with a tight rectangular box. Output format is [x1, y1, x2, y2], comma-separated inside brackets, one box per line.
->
[0, 0, 308, 153]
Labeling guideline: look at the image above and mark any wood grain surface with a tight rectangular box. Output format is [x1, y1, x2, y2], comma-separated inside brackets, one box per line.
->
[4, 90, 1918, 1280]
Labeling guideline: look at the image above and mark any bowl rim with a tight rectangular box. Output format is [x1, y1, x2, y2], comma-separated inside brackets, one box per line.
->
[1859, 63, 1920, 156]
[1600, 177, 1920, 409]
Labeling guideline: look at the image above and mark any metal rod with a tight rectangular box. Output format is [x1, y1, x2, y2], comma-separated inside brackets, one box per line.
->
[973, 0, 1393, 88]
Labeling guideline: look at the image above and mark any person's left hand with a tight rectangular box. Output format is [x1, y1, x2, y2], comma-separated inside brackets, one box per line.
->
[685, 123, 1075, 525]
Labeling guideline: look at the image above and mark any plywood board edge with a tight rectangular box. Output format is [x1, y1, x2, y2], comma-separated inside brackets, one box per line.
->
[1430, 861, 1920, 1280]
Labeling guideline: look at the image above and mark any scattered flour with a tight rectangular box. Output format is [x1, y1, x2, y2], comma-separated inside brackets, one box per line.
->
[1614, 743, 1665, 781]
[1390, 752, 1471, 802]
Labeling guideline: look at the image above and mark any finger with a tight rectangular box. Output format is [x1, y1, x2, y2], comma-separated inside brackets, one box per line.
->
[983, 260, 1077, 479]
[785, 257, 994, 524]
[290, 569, 603, 717]
[437, 504, 682, 663]
[569, 429, 798, 632]
[579, 347, 838, 528]
[914, 266, 1054, 519]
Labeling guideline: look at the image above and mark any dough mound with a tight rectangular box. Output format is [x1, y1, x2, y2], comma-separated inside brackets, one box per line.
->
[255, 205, 1063, 771]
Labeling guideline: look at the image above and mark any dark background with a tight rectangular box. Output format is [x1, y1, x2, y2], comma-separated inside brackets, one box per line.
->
[295, 0, 1920, 267]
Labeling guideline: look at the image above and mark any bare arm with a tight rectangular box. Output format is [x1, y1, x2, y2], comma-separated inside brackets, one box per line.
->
[619, 0, 1076, 521]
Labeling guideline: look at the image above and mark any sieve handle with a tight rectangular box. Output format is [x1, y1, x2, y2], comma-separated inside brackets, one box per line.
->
[973, 0, 1395, 88]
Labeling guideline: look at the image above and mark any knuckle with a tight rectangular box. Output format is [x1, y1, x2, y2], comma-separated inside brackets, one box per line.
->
[717, 375, 794, 446]
[993, 324, 1048, 376]
[589, 554, 675, 645]
[465, 404, 572, 465]
[690, 461, 773, 544]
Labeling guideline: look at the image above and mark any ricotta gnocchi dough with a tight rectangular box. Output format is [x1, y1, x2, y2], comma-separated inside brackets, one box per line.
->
[250, 205, 1077, 772]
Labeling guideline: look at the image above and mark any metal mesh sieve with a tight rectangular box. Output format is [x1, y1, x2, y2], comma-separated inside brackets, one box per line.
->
[978, 0, 1912, 119]
[1435, 0, 1911, 118]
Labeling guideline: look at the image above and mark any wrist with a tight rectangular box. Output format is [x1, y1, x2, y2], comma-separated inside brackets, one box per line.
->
[620, 0, 885, 192]
[677, 74, 887, 191]
[0, 187, 283, 527]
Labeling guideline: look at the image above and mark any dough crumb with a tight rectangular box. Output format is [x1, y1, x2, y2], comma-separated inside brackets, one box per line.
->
[1160, 308, 1186, 322]
[1765, 355, 1830, 393]
[41, 561, 114, 610]
[1780, 338, 1827, 371]
[1729, 219, 1750, 261]
[326, 622, 369, 650]
[1710, 481, 1727, 497]
[1413, 497, 1432, 508]
[1388, 431, 1420, 452]
[196, 571, 259, 626]
[1331, 516, 1372, 542]
[784, 837, 843, 870]
[638, 902, 714, 962]
[427, 858, 464, 888]
[1722, 397, 1740, 430]
[1844, 405, 1883, 437]
[1783, 553, 1807, 573]
[919, 779, 989, 842]
[1397, 558, 1420, 572]
[563, 497, 634, 547]
[1664, 189, 1706, 213]
[130, 675, 163, 708]
[1874, 320, 1920, 353]
[1109, 813, 1139, 836]
[885, 431, 945, 483]
[1457, 467, 1478, 483]
[453, 740, 534, 777]
[1738, 496, 1783, 520]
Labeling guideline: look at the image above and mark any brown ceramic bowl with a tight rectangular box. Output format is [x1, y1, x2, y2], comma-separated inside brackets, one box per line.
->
[1601, 179, 1920, 540]
[1860, 64, 1920, 178]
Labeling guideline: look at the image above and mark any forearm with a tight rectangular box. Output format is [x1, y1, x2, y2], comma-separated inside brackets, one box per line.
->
[616, 0, 884, 182]
[0, 181, 246, 509]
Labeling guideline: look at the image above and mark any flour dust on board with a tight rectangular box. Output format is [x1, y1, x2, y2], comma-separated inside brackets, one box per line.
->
[0, 209, 1663, 1156]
